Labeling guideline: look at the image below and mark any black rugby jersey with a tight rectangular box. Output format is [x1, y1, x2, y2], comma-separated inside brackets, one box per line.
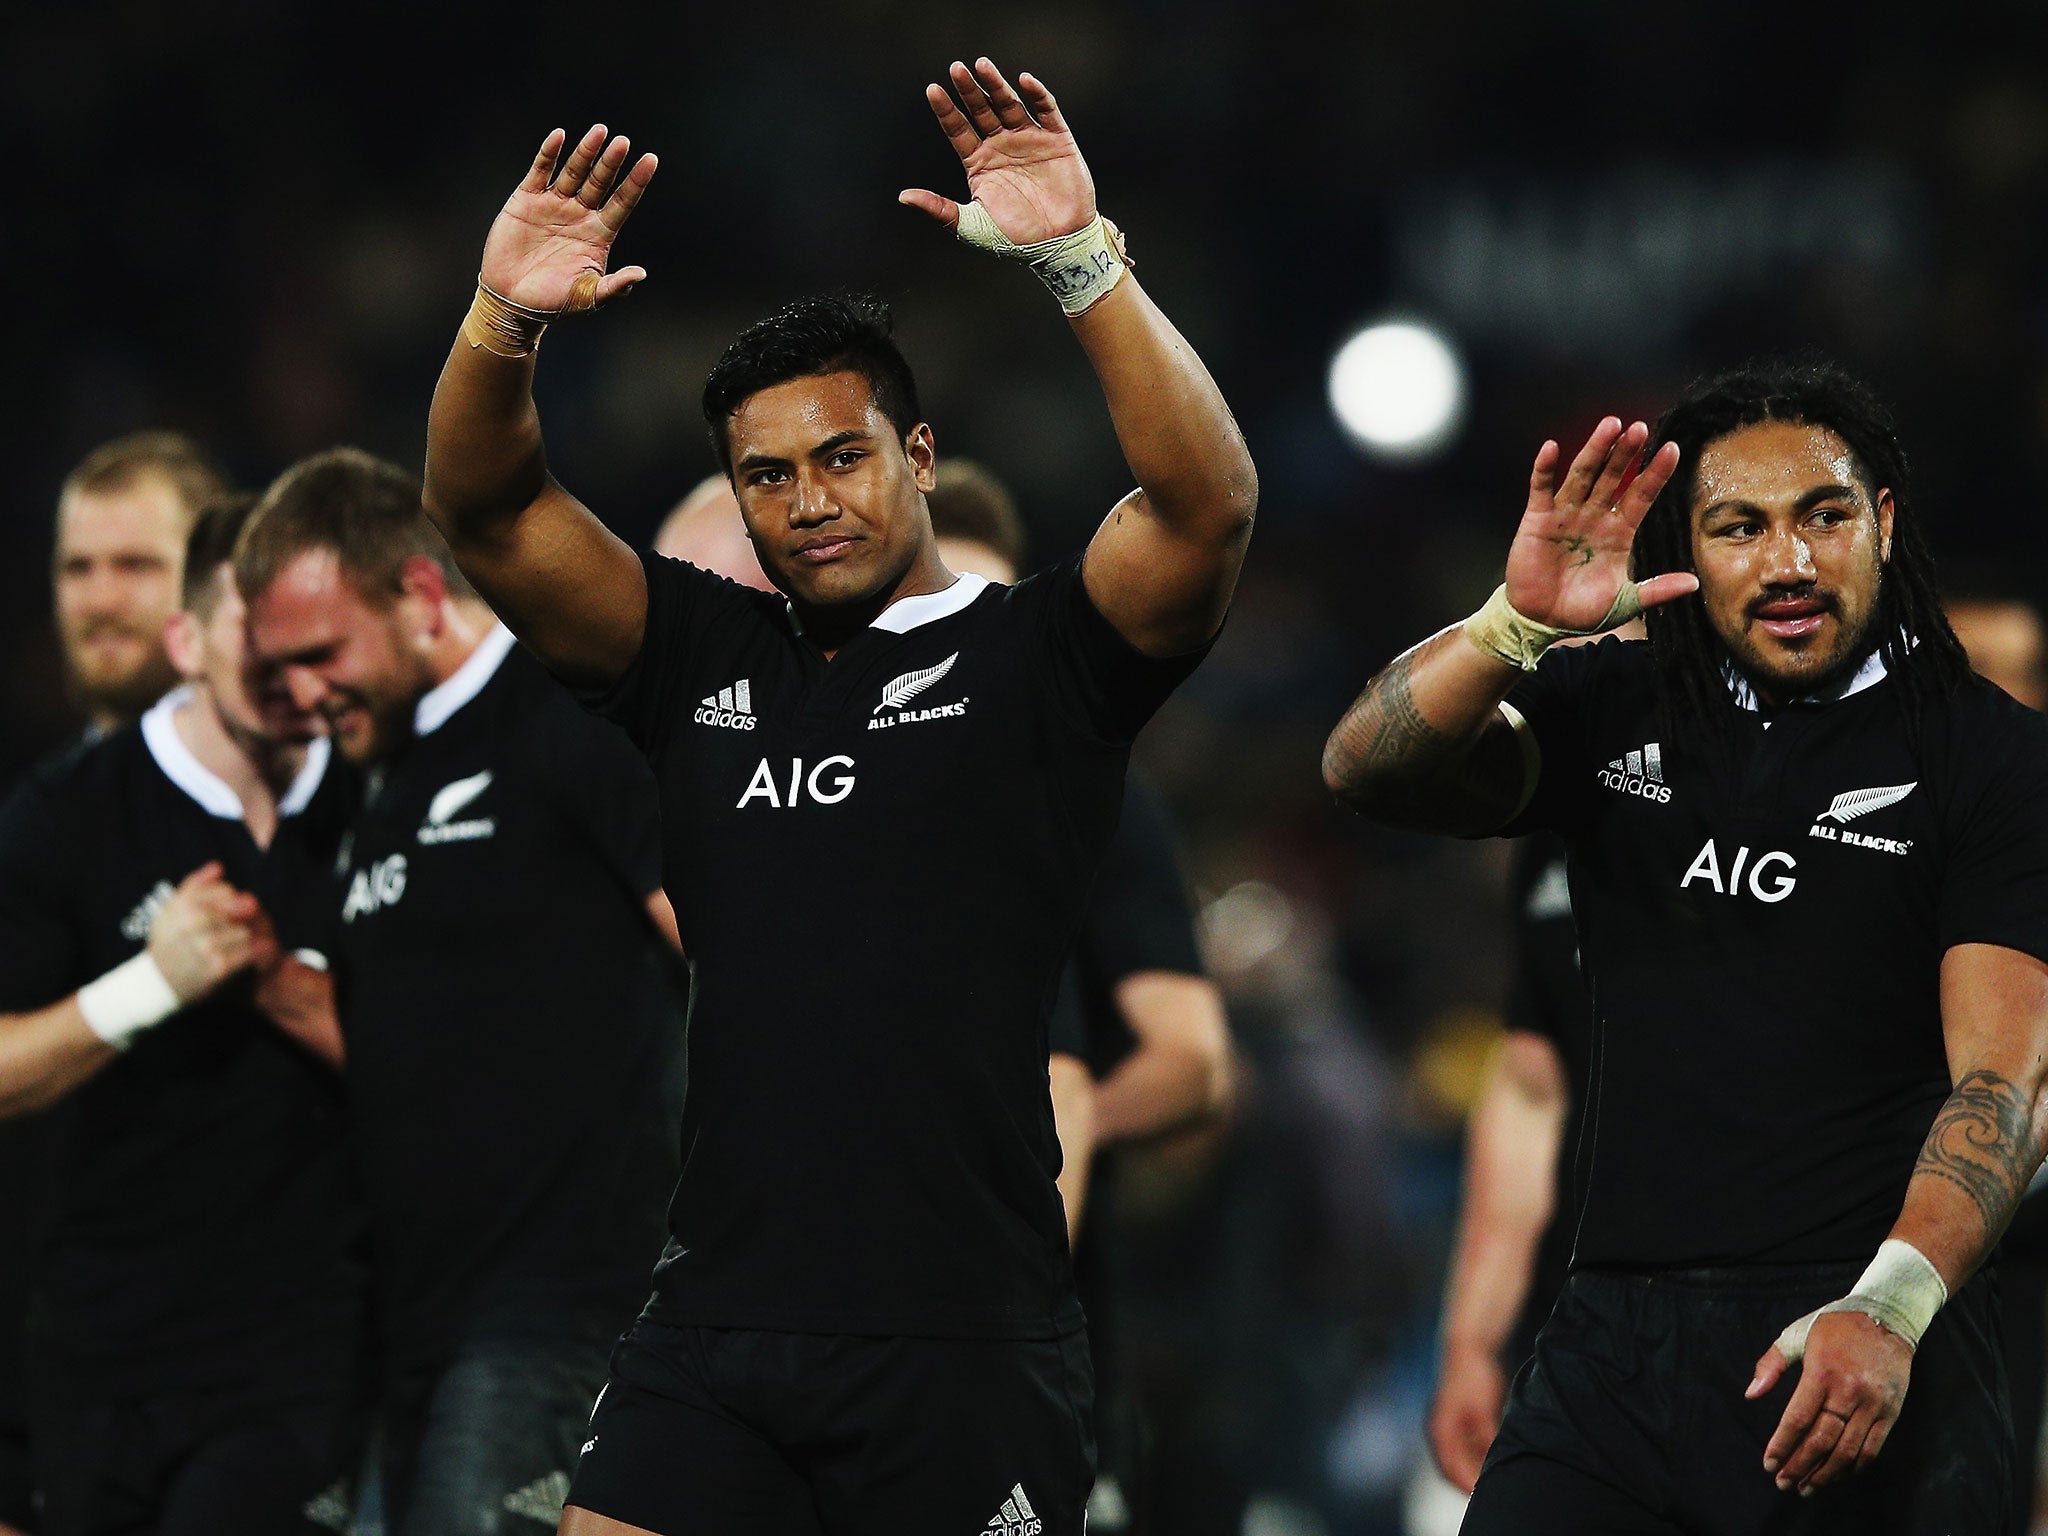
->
[0, 690, 366, 1396]
[586, 551, 1208, 1339]
[1499, 638, 2048, 1269]
[331, 625, 679, 1369]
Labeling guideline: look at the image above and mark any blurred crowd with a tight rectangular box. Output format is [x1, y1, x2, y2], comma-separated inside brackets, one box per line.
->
[9, 4, 2048, 1533]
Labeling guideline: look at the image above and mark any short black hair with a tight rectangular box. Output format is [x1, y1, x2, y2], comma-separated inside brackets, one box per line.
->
[701, 293, 923, 474]
[1633, 355, 1970, 744]
[182, 492, 259, 614]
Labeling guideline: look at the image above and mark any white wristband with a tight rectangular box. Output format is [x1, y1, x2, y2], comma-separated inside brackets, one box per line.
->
[75, 951, 183, 1049]
[1773, 1239, 1949, 1360]
[1462, 582, 1645, 672]
[954, 205, 1132, 316]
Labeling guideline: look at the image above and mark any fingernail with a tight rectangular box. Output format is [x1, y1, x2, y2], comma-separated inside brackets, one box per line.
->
[1799, 1486, 1814, 1499]
[1776, 1478, 1791, 1492]
[1763, 1458, 1778, 1473]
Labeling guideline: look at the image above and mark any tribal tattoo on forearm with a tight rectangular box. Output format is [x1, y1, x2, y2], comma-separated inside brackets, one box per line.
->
[1912, 1069, 2046, 1247]
[1322, 650, 1523, 834]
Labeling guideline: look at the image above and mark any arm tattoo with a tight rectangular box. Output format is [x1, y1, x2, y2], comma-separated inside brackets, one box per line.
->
[1322, 650, 1525, 834]
[1912, 1069, 2044, 1245]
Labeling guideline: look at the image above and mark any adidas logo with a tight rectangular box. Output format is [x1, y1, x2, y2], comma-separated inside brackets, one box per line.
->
[982, 1483, 1043, 1536]
[120, 879, 175, 942]
[1597, 741, 1673, 803]
[695, 679, 759, 731]
[501, 1470, 573, 1526]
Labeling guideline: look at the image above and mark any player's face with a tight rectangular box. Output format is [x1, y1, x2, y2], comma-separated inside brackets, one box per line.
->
[1689, 422, 1893, 704]
[725, 371, 937, 610]
[182, 567, 322, 748]
[54, 477, 188, 722]
[244, 549, 434, 765]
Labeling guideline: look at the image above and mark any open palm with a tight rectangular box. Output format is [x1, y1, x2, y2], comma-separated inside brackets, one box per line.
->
[900, 59, 1095, 244]
[480, 125, 657, 314]
[1504, 418, 1695, 631]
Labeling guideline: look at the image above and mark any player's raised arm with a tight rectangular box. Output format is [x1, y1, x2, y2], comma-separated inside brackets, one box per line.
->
[1320, 420, 1694, 836]
[900, 59, 1258, 657]
[423, 126, 659, 689]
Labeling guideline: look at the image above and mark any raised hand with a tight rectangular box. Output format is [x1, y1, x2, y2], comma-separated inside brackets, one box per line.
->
[479, 125, 658, 314]
[146, 864, 279, 1005]
[1503, 419, 1696, 632]
[900, 59, 1094, 243]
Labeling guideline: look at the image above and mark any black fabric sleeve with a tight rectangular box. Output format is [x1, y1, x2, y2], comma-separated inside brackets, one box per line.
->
[0, 776, 81, 1013]
[1026, 556, 1215, 747]
[1937, 696, 2048, 967]
[1489, 638, 1610, 840]
[1083, 778, 1204, 982]
[1047, 962, 1091, 1061]
[580, 550, 761, 756]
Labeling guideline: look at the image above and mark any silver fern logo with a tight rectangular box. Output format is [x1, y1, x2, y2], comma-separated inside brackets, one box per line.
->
[868, 653, 971, 731]
[1821, 782, 1916, 824]
[873, 652, 959, 713]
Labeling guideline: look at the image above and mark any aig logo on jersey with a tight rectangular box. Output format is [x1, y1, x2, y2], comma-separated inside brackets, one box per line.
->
[418, 770, 496, 845]
[342, 854, 408, 923]
[1598, 741, 1673, 803]
[1682, 839, 1797, 903]
[868, 653, 968, 730]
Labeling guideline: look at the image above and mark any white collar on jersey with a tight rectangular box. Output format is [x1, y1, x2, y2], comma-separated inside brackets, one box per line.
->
[141, 685, 331, 822]
[785, 573, 990, 639]
[1723, 641, 1899, 713]
[414, 622, 517, 737]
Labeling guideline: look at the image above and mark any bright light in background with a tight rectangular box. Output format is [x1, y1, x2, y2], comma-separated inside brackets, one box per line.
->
[1327, 318, 1467, 465]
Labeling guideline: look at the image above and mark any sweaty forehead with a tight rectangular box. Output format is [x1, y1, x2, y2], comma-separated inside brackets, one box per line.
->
[728, 371, 887, 459]
[1692, 422, 1863, 515]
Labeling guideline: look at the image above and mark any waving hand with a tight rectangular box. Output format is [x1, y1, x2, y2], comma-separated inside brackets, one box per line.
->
[480, 125, 658, 314]
[900, 59, 1096, 244]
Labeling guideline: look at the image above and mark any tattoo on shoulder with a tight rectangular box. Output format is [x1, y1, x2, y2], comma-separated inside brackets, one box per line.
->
[1914, 1069, 2041, 1240]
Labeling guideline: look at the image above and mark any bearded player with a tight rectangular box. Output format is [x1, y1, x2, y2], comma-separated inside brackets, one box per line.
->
[421, 57, 1255, 1536]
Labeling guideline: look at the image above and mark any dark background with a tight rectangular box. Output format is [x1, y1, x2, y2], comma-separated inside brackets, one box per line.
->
[7, 4, 2047, 1531]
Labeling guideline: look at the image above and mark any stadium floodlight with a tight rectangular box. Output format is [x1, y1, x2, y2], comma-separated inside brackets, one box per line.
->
[1327, 318, 1467, 466]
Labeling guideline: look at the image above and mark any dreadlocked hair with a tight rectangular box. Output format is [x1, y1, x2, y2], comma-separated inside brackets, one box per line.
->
[1631, 356, 1970, 753]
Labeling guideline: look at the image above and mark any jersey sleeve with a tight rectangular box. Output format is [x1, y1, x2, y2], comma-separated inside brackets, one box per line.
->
[0, 774, 82, 1012]
[581, 550, 763, 756]
[1082, 778, 1204, 982]
[536, 708, 667, 900]
[1021, 556, 1215, 747]
[1488, 638, 1609, 839]
[1937, 697, 2048, 966]
[1047, 961, 1091, 1060]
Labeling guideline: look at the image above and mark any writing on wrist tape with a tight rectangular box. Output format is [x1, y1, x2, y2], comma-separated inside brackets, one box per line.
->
[76, 952, 183, 1050]
[1462, 582, 1645, 672]
[460, 272, 606, 360]
[1773, 1239, 1949, 1360]
[954, 206, 1132, 316]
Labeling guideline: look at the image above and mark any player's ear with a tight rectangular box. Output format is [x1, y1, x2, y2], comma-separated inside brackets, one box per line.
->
[397, 555, 449, 611]
[906, 424, 937, 494]
[1875, 488, 1895, 563]
[163, 608, 203, 680]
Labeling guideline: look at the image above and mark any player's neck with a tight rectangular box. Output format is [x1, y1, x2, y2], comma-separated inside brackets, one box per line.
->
[171, 686, 306, 850]
[799, 548, 957, 660]
[421, 597, 501, 689]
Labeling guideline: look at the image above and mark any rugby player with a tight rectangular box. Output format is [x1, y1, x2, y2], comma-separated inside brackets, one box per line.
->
[236, 450, 681, 1536]
[1323, 360, 2048, 1533]
[1427, 832, 1586, 1497]
[53, 432, 228, 734]
[651, 475, 775, 589]
[420, 55, 1255, 1536]
[0, 497, 368, 1536]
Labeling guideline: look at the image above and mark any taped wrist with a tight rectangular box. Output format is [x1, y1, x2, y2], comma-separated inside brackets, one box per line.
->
[460, 271, 605, 359]
[1773, 1239, 1949, 1360]
[954, 206, 1132, 316]
[76, 951, 182, 1049]
[1462, 582, 1644, 672]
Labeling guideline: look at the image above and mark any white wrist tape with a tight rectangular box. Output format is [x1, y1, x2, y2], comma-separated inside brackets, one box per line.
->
[1462, 582, 1645, 672]
[954, 205, 1132, 316]
[1773, 1239, 1949, 1360]
[76, 952, 183, 1049]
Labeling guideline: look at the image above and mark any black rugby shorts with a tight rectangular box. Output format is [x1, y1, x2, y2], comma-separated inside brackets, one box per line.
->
[1462, 1263, 2009, 1536]
[567, 1318, 1095, 1536]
